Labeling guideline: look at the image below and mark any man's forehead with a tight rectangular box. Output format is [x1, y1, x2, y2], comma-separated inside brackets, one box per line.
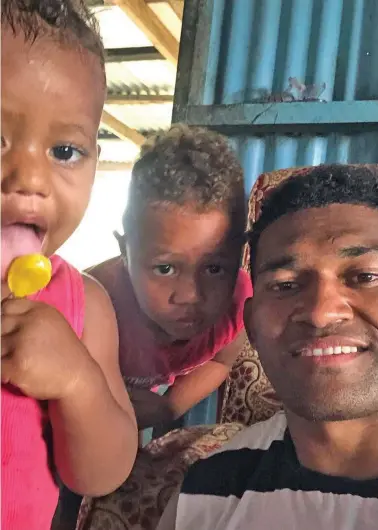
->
[254, 203, 378, 271]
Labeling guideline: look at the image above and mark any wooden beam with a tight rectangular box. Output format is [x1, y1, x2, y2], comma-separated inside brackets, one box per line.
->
[101, 110, 145, 146]
[146, 0, 184, 20]
[109, 0, 179, 64]
[98, 161, 133, 172]
[106, 93, 173, 104]
[167, 0, 184, 20]
[105, 46, 162, 62]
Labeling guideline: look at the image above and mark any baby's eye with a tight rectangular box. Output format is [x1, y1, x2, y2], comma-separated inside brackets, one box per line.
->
[50, 145, 85, 163]
[153, 264, 176, 277]
[205, 264, 224, 276]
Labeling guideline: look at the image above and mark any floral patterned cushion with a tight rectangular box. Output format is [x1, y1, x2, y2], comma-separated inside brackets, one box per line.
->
[221, 167, 309, 426]
[76, 424, 243, 530]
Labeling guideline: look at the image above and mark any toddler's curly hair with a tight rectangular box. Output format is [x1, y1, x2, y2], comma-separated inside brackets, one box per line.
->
[124, 124, 246, 235]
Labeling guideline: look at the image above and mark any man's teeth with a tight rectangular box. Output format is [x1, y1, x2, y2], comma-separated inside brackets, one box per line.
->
[302, 346, 358, 357]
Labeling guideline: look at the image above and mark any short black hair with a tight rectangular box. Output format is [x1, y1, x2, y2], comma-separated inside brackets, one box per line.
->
[2, 0, 105, 72]
[248, 164, 378, 274]
[124, 124, 246, 237]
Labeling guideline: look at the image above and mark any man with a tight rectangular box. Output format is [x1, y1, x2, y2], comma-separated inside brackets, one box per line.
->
[157, 164, 378, 530]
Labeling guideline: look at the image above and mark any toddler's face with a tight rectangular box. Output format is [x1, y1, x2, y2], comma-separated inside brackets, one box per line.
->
[1, 28, 104, 285]
[125, 203, 243, 341]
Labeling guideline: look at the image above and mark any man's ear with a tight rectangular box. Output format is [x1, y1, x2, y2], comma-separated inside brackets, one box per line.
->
[243, 297, 256, 347]
[114, 230, 127, 257]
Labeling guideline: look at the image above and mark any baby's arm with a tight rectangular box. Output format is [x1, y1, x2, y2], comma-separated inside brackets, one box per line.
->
[49, 274, 138, 496]
[165, 329, 246, 419]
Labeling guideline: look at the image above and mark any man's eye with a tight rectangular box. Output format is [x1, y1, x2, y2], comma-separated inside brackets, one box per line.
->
[153, 264, 175, 277]
[205, 264, 224, 276]
[50, 145, 85, 163]
[351, 272, 378, 286]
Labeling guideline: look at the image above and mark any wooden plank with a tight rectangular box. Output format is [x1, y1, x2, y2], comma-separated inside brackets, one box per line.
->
[106, 93, 173, 104]
[175, 101, 378, 129]
[101, 110, 145, 146]
[167, 0, 184, 20]
[110, 0, 179, 64]
[105, 46, 162, 62]
[98, 161, 133, 171]
[147, 0, 184, 20]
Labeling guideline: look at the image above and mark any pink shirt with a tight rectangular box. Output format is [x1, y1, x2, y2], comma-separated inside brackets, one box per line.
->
[1, 256, 85, 530]
[90, 257, 252, 389]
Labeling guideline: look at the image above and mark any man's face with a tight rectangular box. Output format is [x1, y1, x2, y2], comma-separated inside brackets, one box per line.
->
[245, 203, 378, 421]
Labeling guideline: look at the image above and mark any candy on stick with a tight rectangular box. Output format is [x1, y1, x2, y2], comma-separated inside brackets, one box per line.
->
[7, 254, 52, 297]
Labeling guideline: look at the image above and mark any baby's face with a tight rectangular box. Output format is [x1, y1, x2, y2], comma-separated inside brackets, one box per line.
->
[1, 28, 105, 283]
[125, 203, 243, 341]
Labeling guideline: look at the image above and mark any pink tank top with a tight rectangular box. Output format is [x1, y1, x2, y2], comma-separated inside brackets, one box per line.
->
[1, 255, 85, 530]
[89, 257, 252, 389]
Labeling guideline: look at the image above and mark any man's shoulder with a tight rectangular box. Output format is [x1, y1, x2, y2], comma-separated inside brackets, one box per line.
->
[181, 412, 287, 497]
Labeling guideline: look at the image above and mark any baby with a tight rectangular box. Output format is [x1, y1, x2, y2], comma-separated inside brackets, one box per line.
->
[1, 2, 137, 529]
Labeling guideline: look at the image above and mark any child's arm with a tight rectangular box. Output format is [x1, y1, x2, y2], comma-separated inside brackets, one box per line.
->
[128, 330, 246, 430]
[165, 329, 246, 419]
[49, 275, 138, 496]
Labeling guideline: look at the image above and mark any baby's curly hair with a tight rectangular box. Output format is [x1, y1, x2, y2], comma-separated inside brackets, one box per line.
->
[2, 0, 105, 71]
[124, 124, 246, 234]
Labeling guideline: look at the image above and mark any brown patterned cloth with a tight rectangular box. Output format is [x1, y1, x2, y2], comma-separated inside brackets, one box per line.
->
[76, 424, 243, 530]
[220, 167, 309, 425]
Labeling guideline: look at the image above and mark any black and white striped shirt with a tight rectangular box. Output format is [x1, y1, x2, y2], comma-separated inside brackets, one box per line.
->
[175, 412, 378, 529]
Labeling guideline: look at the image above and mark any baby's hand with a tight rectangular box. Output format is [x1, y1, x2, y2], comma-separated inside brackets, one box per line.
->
[1, 298, 93, 400]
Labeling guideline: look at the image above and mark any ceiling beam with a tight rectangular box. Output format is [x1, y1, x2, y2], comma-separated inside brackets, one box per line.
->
[101, 110, 145, 146]
[109, 0, 179, 65]
[106, 93, 173, 104]
[167, 0, 184, 20]
[146, 0, 184, 20]
[105, 46, 162, 62]
[98, 161, 133, 172]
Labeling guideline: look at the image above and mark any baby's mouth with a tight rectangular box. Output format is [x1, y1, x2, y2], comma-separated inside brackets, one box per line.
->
[1, 223, 46, 281]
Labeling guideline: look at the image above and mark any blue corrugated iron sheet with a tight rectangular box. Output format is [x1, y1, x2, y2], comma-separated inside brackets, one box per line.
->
[232, 131, 378, 193]
[199, 0, 377, 105]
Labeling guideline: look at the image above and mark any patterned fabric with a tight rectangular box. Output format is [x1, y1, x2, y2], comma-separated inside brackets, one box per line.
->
[76, 424, 243, 530]
[220, 167, 307, 426]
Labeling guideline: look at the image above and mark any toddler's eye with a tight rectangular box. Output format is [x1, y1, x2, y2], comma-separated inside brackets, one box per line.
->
[205, 264, 224, 276]
[153, 265, 175, 277]
[51, 145, 84, 163]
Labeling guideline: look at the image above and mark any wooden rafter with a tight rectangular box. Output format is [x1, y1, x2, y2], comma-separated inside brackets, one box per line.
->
[146, 0, 184, 20]
[167, 0, 184, 20]
[105, 46, 162, 62]
[109, 0, 179, 64]
[106, 93, 173, 104]
[101, 110, 145, 146]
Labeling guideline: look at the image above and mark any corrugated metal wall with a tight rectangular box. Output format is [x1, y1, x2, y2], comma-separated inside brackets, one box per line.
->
[174, 0, 378, 193]
[174, 0, 378, 427]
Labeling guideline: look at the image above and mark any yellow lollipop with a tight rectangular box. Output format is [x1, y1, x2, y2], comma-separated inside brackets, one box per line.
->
[7, 254, 52, 297]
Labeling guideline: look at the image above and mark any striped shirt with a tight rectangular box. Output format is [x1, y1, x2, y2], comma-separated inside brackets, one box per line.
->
[175, 412, 378, 529]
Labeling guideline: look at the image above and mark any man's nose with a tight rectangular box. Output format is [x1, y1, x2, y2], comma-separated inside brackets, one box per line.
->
[2, 145, 52, 198]
[292, 277, 353, 329]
